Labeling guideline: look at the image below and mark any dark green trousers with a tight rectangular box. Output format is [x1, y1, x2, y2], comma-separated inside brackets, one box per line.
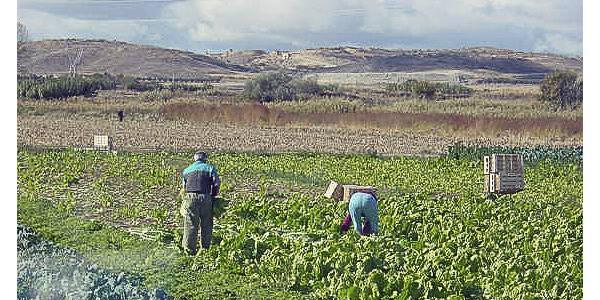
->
[180, 193, 213, 254]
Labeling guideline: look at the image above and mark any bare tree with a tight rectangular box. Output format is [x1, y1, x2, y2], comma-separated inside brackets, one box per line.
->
[64, 40, 84, 76]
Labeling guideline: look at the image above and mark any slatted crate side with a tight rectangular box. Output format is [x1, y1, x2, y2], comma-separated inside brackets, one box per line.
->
[484, 156, 490, 175]
[490, 154, 523, 174]
[493, 173, 524, 194]
[324, 181, 343, 200]
[484, 173, 491, 193]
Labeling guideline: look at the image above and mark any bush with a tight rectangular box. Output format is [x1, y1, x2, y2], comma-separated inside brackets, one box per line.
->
[386, 79, 472, 100]
[242, 72, 326, 102]
[17, 75, 108, 100]
[289, 78, 322, 98]
[117, 74, 157, 92]
[141, 89, 179, 102]
[409, 80, 436, 99]
[171, 82, 214, 93]
[539, 70, 583, 110]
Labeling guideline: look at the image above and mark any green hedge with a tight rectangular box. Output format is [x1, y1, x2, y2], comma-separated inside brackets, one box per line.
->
[17, 75, 115, 100]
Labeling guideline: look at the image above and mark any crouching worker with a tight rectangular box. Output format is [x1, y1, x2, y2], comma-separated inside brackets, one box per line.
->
[181, 151, 220, 255]
[340, 192, 379, 235]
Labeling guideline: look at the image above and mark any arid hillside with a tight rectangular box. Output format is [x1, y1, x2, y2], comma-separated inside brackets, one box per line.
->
[17, 39, 250, 77]
[18, 39, 582, 79]
[215, 46, 582, 74]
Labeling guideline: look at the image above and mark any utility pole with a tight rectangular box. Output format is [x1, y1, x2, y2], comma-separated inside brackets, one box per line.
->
[65, 40, 84, 76]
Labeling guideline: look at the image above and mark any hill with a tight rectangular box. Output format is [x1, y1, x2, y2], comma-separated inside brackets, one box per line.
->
[217, 46, 582, 74]
[17, 39, 250, 78]
[18, 39, 582, 78]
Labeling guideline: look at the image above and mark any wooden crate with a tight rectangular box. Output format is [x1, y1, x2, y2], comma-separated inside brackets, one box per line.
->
[484, 173, 524, 194]
[484, 154, 524, 194]
[342, 185, 376, 202]
[323, 181, 343, 200]
[93, 135, 113, 151]
[484, 154, 523, 175]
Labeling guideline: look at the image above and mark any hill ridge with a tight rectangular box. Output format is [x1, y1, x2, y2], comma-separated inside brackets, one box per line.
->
[18, 39, 582, 77]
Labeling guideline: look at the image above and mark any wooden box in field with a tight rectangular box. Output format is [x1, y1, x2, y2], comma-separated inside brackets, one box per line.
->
[484, 173, 524, 194]
[484, 153, 524, 194]
[93, 135, 113, 151]
[484, 154, 523, 175]
[324, 181, 343, 200]
[342, 185, 376, 202]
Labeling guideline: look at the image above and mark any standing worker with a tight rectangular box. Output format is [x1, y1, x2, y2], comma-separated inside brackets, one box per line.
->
[340, 192, 379, 236]
[180, 151, 220, 255]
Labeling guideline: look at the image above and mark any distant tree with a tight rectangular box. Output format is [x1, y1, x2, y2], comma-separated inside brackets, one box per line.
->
[539, 70, 583, 110]
[242, 72, 295, 102]
[242, 72, 326, 102]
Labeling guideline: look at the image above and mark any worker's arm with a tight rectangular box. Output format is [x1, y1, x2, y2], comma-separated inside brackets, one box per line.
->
[211, 167, 220, 197]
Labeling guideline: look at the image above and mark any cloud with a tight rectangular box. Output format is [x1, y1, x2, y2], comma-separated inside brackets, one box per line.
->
[19, 8, 150, 41]
[163, 0, 582, 55]
[534, 33, 583, 56]
[16, 0, 582, 55]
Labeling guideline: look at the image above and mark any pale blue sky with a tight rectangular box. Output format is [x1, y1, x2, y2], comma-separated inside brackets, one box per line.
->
[17, 0, 583, 56]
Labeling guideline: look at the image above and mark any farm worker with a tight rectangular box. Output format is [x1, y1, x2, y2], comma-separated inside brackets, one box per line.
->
[180, 151, 220, 255]
[340, 192, 379, 235]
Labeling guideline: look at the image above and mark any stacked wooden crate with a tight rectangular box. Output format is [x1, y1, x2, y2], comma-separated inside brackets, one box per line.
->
[484, 154, 524, 194]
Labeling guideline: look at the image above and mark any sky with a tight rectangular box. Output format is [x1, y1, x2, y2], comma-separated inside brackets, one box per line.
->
[17, 0, 583, 56]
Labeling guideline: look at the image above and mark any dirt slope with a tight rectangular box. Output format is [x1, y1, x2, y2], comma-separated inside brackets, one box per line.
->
[18, 39, 251, 77]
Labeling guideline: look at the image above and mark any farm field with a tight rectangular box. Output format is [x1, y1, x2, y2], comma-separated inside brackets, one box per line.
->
[17, 148, 582, 299]
[17, 91, 582, 156]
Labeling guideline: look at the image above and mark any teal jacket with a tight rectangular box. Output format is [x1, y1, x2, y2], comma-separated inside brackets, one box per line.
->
[182, 160, 220, 196]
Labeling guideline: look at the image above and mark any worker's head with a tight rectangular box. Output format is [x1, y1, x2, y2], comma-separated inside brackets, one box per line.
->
[193, 151, 208, 162]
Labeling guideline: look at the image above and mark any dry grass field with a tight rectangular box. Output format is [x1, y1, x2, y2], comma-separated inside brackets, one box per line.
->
[17, 83, 582, 156]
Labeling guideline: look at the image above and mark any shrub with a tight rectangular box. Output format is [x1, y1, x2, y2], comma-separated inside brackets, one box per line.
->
[17, 75, 108, 100]
[87, 73, 118, 90]
[141, 89, 180, 102]
[539, 70, 583, 110]
[386, 80, 472, 100]
[242, 72, 326, 101]
[409, 80, 436, 99]
[289, 78, 321, 98]
[117, 75, 157, 92]
[171, 82, 214, 93]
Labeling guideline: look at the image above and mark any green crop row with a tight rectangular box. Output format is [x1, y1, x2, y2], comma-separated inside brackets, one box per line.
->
[17, 149, 582, 299]
[447, 143, 583, 165]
